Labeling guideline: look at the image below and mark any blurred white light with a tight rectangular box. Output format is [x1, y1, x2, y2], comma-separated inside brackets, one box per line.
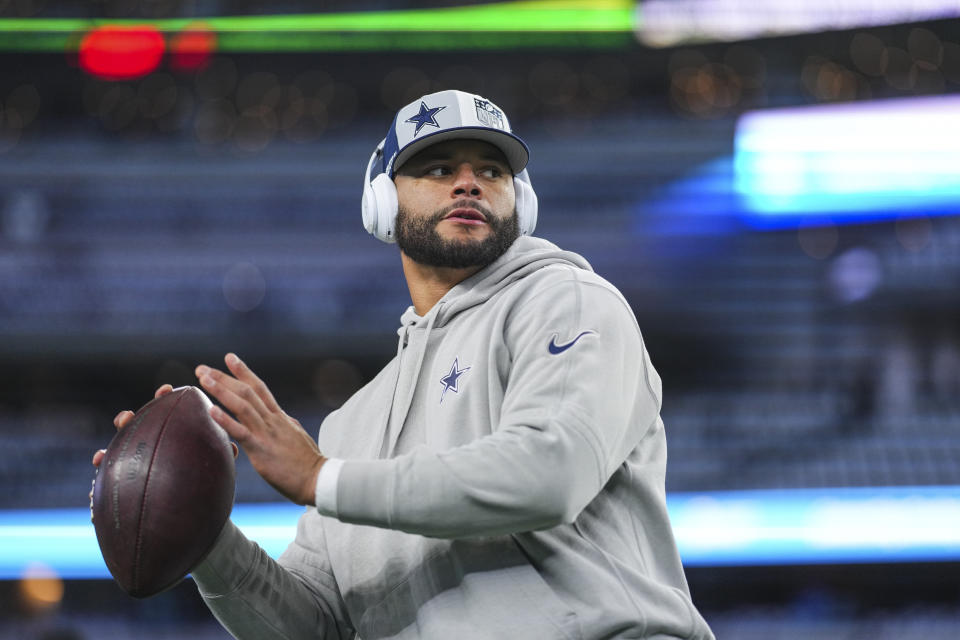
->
[222, 261, 266, 312]
[895, 215, 933, 251]
[2, 190, 49, 243]
[638, 0, 960, 47]
[734, 95, 960, 219]
[827, 247, 882, 303]
[797, 220, 839, 260]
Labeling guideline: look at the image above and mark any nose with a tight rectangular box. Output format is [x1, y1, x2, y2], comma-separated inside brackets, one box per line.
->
[451, 163, 481, 199]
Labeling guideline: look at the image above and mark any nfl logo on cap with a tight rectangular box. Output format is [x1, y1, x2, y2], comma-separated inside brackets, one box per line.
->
[474, 98, 505, 130]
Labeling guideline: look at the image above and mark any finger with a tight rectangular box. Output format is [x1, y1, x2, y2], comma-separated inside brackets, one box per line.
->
[205, 379, 267, 437]
[92, 449, 105, 467]
[155, 384, 174, 399]
[208, 403, 252, 444]
[195, 364, 272, 421]
[113, 410, 134, 429]
[231, 442, 239, 459]
[224, 353, 281, 413]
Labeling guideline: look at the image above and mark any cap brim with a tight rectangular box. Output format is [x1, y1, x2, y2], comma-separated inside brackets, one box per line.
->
[390, 126, 529, 177]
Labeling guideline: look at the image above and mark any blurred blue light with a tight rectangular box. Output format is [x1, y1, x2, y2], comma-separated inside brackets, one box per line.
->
[4, 487, 960, 578]
[635, 157, 744, 237]
[672, 486, 960, 566]
[734, 96, 960, 227]
[0, 502, 304, 580]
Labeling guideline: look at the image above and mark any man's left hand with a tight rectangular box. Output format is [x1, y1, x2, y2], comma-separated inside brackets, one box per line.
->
[196, 353, 325, 506]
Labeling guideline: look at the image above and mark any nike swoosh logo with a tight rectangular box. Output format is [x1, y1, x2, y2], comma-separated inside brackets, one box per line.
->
[548, 331, 596, 355]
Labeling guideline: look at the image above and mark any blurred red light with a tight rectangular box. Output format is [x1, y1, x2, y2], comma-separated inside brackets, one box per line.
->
[79, 25, 165, 81]
[170, 26, 217, 72]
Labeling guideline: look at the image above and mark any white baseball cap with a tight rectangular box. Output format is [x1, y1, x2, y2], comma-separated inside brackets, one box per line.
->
[380, 89, 530, 178]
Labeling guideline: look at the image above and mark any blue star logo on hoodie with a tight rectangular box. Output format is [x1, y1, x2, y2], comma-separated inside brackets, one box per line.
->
[406, 101, 446, 136]
[440, 358, 470, 403]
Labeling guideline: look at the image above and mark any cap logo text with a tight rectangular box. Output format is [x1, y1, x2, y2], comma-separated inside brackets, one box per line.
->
[474, 98, 505, 130]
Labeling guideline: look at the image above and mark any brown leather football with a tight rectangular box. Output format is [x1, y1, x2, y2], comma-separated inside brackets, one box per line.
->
[92, 386, 235, 598]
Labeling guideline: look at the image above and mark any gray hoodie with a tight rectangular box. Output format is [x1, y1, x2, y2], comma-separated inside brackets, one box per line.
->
[192, 236, 714, 640]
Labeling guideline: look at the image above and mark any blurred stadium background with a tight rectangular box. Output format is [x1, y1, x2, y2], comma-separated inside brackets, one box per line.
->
[1, 0, 959, 638]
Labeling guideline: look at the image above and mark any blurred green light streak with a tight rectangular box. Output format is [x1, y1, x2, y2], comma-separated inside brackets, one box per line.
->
[0, 0, 636, 52]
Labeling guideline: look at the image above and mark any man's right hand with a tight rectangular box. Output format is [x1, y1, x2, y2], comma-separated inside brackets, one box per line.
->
[92, 384, 175, 467]
[89, 384, 174, 518]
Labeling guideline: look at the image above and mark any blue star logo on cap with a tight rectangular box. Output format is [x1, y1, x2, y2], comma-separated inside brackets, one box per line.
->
[439, 357, 470, 403]
[406, 101, 446, 136]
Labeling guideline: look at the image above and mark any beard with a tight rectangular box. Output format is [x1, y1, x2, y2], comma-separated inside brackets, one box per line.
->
[395, 200, 520, 269]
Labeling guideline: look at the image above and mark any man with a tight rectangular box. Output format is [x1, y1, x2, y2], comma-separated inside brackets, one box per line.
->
[96, 90, 714, 639]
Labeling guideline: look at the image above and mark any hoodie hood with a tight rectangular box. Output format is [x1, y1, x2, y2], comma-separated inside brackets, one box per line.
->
[399, 236, 594, 331]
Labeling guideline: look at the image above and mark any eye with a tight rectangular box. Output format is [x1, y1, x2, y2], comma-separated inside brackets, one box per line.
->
[425, 166, 451, 177]
[479, 167, 504, 179]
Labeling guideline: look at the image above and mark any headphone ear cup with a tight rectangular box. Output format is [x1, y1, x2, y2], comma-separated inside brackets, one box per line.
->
[361, 172, 379, 236]
[361, 139, 399, 244]
[514, 173, 538, 236]
[369, 173, 399, 243]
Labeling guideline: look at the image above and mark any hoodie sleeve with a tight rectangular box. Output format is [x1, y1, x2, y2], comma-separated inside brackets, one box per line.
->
[334, 268, 662, 538]
[191, 515, 354, 638]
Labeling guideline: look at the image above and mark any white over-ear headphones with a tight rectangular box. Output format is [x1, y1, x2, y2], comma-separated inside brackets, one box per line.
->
[361, 138, 538, 244]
